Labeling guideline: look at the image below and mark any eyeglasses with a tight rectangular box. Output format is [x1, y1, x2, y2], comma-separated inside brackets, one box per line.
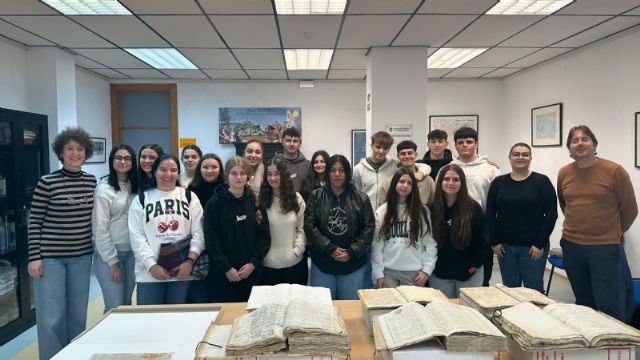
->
[510, 152, 531, 158]
[114, 156, 132, 163]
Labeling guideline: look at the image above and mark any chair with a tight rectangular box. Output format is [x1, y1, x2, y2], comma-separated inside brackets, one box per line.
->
[545, 255, 564, 296]
[634, 279, 640, 307]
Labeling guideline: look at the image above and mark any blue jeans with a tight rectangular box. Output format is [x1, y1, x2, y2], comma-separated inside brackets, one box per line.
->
[561, 239, 634, 322]
[498, 243, 549, 293]
[33, 254, 92, 360]
[429, 266, 484, 298]
[310, 262, 367, 300]
[94, 251, 136, 313]
[136, 281, 190, 305]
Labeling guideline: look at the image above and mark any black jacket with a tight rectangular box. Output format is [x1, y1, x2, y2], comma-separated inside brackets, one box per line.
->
[420, 148, 454, 180]
[204, 185, 270, 273]
[304, 184, 375, 275]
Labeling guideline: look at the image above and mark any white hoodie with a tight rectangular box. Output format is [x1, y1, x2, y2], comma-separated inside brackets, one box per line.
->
[451, 155, 501, 210]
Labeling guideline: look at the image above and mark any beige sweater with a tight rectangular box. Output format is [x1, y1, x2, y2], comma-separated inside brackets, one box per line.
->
[557, 158, 637, 245]
[263, 193, 306, 269]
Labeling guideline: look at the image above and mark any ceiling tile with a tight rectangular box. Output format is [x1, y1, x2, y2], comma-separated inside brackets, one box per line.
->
[288, 70, 328, 79]
[500, 15, 610, 47]
[209, 15, 280, 48]
[626, 8, 640, 15]
[0, 19, 54, 45]
[199, 0, 274, 14]
[279, 15, 341, 48]
[481, 68, 523, 78]
[444, 67, 495, 78]
[142, 15, 224, 47]
[338, 15, 409, 48]
[246, 70, 287, 79]
[203, 69, 249, 79]
[448, 15, 543, 47]
[553, 16, 640, 47]
[348, 0, 422, 14]
[117, 68, 169, 79]
[2, 16, 114, 47]
[327, 69, 366, 79]
[74, 55, 106, 68]
[0, 0, 58, 15]
[179, 48, 240, 69]
[118, 0, 201, 15]
[71, 16, 169, 47]
[72, 48, 151, 68]
[89, 68, 129, 79]
[461, 47, 539, 67]
[557, 0, 640, 15]
[163, 69, 210, 79]
[233, 49, 284, 69]
[330, 49, 367, 69]
[393, 15, 477, 47]
[427, 68, 451, 78]
[419, 0, 497, 14]
[506, 47, 573, 67]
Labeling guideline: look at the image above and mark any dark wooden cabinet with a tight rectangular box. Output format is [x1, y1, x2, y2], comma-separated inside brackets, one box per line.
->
[0, 107, 49, 345]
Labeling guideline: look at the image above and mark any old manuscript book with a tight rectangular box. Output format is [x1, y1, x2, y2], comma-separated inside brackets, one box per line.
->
[225, 299, 350, 356]
[459, 284, 555, 317]
[376, 300, 507, 352]
[358, 287, 449, 336]
[496, 302, 640, 351]
[247, 284, 332, 311]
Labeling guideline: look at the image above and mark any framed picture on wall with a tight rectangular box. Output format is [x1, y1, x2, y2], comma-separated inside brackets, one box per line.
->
[635, 112, 640, 168]
[531, 103, 562, 147]
[428, 115, 479, 152]
[351, 129, 366, 166]
[86, 137, 106, 163]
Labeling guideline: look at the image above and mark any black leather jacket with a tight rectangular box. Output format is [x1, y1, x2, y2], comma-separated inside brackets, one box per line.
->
[304, 184, 374, 274]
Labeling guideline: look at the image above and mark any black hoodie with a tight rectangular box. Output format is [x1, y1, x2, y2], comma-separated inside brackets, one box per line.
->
[421, 148, 454, 180]
[204, 185, 270, 273]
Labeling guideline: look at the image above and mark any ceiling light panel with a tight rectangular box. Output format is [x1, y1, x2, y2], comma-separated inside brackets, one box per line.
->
[275, 0, 347, 15]
[124, 49, 198, 69]
[486, 0, 573, 15]
[284, 49, 334, 70]
[428, 48, 489, 68]
[42, 0, 131, 15]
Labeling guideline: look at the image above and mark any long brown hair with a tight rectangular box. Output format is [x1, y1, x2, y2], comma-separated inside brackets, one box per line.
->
[379, 167, 430, 247]
[430, 164, 475, 249]
[260, 157, 300, 214]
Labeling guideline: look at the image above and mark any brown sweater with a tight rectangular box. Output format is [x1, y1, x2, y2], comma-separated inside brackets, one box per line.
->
[557, 158, 637, 245]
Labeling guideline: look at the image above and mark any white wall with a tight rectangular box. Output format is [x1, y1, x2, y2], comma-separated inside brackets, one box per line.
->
[177, 81, 365, 163]
[503, 27, 640, 275]
[0, 39, 28, 111]
[76, 68, 111, 178]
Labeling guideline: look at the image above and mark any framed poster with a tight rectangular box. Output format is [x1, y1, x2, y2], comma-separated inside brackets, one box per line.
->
[351, 129, 366, 166]
[531, 103, 562, 147]
[429, 115, 479, 151]
[636, 112, 640, 168]
[85, 137, 106, 163]
[219, 107, 301, 144]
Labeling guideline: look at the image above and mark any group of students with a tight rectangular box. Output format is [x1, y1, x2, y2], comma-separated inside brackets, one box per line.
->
[27, 123, 637, 360]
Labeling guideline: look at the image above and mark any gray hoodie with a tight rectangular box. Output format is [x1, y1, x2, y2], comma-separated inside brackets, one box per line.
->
[275, 151, 311, 193]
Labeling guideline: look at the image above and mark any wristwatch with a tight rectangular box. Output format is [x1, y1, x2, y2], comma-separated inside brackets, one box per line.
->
[185, 257, 197, 265]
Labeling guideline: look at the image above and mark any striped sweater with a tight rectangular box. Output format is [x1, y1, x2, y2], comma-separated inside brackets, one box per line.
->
[28, 168, 96, 261]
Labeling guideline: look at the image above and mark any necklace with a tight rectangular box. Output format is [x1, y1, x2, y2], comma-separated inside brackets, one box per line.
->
[63, 172, 90, 206]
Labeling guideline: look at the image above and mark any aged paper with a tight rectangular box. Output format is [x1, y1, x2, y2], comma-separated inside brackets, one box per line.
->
[358, 288, 407, 309]
[459, 286, 519, 309]
[396, 286, 449, 304]
[247, 284, 332, 310]
[495, 284, 555, 305]
[225, 303, 287, 355]
[90, 355, 172, 360]
[426, 300, 504, 338]
[378, 303, 444, 350]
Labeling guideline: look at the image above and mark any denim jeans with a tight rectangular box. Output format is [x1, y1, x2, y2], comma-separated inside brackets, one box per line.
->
[429, 266, 484, 298]
[136, 281, 190, 305]
[497, 243, 549, 293]
[561, 239, 634, 322]
[94, 251, 136, 313]
[33, 254, 92, 360]
[310, 262, 367, 300]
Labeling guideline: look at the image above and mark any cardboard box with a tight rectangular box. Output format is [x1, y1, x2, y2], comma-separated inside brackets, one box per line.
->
[506, 335, 636, 360]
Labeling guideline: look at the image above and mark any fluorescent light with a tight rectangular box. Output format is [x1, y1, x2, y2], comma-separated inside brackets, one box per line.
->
[428, 48, 489, 68]
[486, 0, 573, 15]
[124, 49, 197, 70]
[275, 0, 347, 15]
[41, 0, 131, 15]
[285, 49, 334, 70]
